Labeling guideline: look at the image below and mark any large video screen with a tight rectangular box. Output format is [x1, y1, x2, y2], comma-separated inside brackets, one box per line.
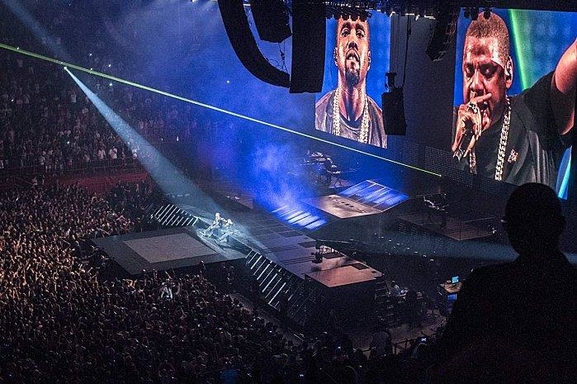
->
[315, 14, 391, 149]
[451, 8, 575, 198]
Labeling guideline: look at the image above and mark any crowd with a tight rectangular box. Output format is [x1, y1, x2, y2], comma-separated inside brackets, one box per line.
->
[0, 181, 429, 383]
[0, 183, 294, 382]
[0, 50, 202, 175]
[0, 0, 201, 176]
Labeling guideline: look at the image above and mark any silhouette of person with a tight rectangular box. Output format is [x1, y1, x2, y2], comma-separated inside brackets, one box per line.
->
[404, 288, 422, 328]
[431, 183, 577, 382]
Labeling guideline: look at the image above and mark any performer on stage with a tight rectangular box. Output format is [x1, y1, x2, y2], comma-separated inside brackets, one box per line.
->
[203, 212, 225, 238]
[202, 212, 234, 243]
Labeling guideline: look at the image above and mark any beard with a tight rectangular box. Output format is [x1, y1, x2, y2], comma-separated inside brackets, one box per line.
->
[345, 67, 360, 86]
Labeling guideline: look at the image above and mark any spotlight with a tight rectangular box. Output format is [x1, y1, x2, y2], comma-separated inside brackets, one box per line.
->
[483, 8, 491, 19]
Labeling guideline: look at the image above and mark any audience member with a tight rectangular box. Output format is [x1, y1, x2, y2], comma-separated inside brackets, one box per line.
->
[431, 183, 577, 382]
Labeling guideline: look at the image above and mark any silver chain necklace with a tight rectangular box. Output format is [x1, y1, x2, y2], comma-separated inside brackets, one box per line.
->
[332, 88, 369, 143]
[468, 96, 511, 180]
[494, 96, 511, 181]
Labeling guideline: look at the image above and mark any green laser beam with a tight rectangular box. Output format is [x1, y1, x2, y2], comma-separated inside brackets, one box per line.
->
[509, 10, 529, 90]
[0, 42, 441, 177]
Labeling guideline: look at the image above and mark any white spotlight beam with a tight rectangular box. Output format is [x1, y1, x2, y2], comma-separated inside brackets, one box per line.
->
[65, 68, 223, 218]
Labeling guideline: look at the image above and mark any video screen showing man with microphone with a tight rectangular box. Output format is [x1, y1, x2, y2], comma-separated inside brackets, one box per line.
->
[451, 9, 575, 191]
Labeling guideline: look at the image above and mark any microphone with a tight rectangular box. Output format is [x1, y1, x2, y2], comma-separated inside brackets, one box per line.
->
[453, 121, 474, 162]
[453, 102, 486, 162]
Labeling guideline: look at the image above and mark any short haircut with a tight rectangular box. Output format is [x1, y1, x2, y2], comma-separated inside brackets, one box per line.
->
[465, 12, 510, 67]
[505, 183, 563, 234]
[336, 17, 370, 44]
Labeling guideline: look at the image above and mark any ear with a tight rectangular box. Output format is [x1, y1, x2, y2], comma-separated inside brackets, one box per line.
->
[368, 51, 372, 68]
[504, 56, 513, 89]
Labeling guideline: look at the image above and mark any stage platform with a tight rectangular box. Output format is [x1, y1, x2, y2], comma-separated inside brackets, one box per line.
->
[301, 195, 384, 219]
[93, 227, 247, 275]
[94, 209, 382, 288]
[205, 210, 383, 288]
[302, 180, 410, 219]
[305, 253, 382, 288]
[399, 211, 495, 241]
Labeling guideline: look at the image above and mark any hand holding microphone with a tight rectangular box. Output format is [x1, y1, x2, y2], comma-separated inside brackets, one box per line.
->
[452, 94, 492, 162]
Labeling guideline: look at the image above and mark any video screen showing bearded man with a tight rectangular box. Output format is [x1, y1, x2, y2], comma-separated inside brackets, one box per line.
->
[315, 17, 387, 148]
[452, 11, 575, 189]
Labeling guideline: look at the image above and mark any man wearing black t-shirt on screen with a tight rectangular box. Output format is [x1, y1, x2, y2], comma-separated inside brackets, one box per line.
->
[452, 12, 575, 188]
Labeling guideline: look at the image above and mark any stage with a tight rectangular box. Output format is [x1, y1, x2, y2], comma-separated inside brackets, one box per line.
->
[94, 209, 382, 290]
[93, 174, 528, 330]
[93, 227, 246, 275]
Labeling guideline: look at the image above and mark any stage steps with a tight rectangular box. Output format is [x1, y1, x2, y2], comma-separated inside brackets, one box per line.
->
[288, 277, 325, 327]
[373, 277, 403, 327]
[150, 204, 198, 228]
[245, 251, 322, 327]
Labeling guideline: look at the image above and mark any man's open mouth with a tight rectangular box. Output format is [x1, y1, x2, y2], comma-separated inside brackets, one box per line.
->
[346, 51, 359, 61]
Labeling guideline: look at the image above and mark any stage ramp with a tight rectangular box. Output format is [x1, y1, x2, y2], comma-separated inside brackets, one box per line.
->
[271, 180, 411, 234]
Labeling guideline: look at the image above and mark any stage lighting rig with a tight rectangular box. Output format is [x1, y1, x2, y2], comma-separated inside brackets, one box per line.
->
[294, 0, 575, 18]
[292, 1, 441, 21]
[325, 1, 371, 21]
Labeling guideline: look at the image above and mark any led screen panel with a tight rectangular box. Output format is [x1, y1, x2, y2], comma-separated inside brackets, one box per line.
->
[315, 14, 391, 149]
[451, 9, 575, 198]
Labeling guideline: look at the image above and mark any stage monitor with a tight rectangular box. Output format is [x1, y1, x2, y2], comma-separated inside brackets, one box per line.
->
[314, 13, 391, 149]
[450, 8, 575, 199]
